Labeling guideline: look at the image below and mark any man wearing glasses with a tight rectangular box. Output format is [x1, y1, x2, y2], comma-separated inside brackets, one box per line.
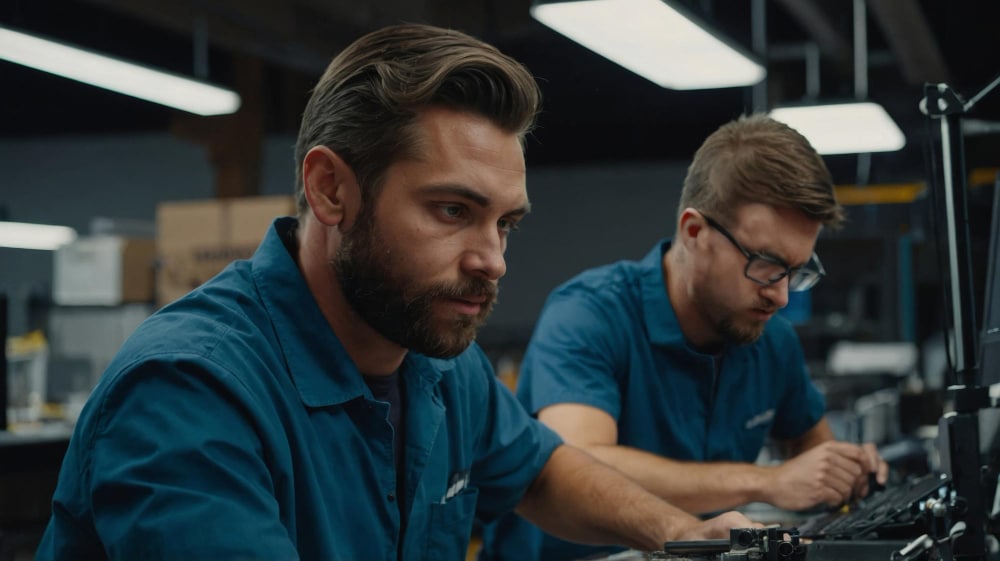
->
[480, 114, 888, 561]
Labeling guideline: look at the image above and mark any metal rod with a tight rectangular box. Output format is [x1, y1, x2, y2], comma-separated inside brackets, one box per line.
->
[194, 15, 209, 80]
[940, 116, 966, 374]
[898, 234, 915, 342]
[805, 42, 820, 99]
[751, 0, 767, 112]
[853, 0, 868, 99]
[964, 72, 1000, 113]
[1, 294, 7, 431]
[939, 113, 979, 383]
[856, 151, 871, 186]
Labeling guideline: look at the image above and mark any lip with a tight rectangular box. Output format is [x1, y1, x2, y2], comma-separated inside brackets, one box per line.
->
[751, 308, 776, 320]
[447, 297, 484, 315]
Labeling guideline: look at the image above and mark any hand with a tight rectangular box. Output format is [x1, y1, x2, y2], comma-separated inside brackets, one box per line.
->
[675, 511, 760, 541]
[767, 441, 869, 510]
[852, 442, 889, 498]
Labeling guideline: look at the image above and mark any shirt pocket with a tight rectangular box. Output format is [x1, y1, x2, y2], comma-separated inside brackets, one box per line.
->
[424, 487, 479, 560]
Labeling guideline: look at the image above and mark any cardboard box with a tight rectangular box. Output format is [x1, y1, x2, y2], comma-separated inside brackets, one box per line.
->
[156, 195, 295, 306]
[53, 236, 156, 305]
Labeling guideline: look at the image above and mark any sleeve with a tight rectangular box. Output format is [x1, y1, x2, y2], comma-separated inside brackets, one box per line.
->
[518, 287, 626, 419]
[768, 323, 826, 440]
[466, 350, 563, 523]
[83, 358, 299, 561]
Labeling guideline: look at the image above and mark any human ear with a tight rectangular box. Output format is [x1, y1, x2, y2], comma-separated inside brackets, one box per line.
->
[301, 146, 360, 227]
[677, 208, 706, 249]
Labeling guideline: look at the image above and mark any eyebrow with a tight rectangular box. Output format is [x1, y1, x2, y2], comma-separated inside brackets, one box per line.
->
[418, 183, 532, 216]
[757, 249, 791, 267]
[760, 248, 818, 270]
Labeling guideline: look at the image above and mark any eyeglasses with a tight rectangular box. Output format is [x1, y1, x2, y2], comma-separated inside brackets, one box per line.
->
[701, 213, 825, 292]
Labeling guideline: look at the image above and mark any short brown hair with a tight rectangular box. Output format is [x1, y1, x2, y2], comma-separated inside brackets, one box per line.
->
[293, 24, 541, 214]
[678, 114, 844, 228]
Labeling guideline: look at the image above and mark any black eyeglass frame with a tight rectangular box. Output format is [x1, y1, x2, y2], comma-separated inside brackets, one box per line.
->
[700, 213, 826, 292]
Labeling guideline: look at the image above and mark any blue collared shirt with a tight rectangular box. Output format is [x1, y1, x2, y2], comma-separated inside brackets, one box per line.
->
[37, 217, 561, 561]
[481, 239, 825, 561]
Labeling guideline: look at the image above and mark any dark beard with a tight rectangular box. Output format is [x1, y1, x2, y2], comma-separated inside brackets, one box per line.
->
[332, 207, 497, 358]
[715, 297, 774, 345]
[717, 317, 765, 345]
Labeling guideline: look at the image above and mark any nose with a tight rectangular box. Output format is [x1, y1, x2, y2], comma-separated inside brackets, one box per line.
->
[761, 277, 790, 310]
[462, 227, 507, 281]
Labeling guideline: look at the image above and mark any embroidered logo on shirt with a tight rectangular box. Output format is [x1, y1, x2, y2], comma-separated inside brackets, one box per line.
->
[744, 409, 775, 430]
[441, 470, 470, 503]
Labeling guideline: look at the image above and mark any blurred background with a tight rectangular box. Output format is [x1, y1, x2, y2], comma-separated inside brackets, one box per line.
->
[2, 0, 999, 341]
[2, 0, 1000, 558]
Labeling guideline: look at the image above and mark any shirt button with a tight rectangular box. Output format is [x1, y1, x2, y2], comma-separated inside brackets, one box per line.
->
[387, 493, 396, 502]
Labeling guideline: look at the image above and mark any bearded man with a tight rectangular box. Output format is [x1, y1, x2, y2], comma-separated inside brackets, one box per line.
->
[36, 24, 751, 561]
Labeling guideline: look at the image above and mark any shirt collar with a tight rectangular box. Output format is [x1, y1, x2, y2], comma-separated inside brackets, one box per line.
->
[640, 238, 687, 348]
[640, 238, 747, 359]
[250, 217, 444, 408]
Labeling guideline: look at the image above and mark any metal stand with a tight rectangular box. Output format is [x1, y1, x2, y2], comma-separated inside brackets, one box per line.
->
[920, 76, 1000, 561]
[1, 294, 7, 432]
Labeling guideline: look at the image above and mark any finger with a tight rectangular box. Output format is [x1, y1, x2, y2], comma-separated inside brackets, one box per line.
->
[815, 466, 856, 504]
[861, 443, 881, 472]
[822, 441, 868, 461]
[851, 472, 869, 498]
[877, 459, 889, 484]
[834, 476, 856, 504]
[806, 452, 863, 498]
[822, 485, 847, 508]
[860, 443, 890, 485]
[826, 463, 861, 493]
[824, 450, 866, 482]
[732, 513, 756, 528]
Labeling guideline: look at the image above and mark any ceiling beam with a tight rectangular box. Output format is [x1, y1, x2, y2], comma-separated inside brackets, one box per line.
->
[867, 0, 949, 84]
[81, 0, 519, 76]
[772, 0, 851, 63]
[81, 0, 363, 75]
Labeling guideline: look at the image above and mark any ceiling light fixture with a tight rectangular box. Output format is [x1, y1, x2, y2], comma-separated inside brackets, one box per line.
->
[768, 0, 905, 155]
[0, 221, 78, 251]
[530, 0, 765, 90]
[770, 101, 906, 155]
[0, 25, 241, 116]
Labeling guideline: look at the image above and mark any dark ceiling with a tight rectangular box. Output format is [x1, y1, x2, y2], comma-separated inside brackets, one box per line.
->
[2, 0, 1000, 185]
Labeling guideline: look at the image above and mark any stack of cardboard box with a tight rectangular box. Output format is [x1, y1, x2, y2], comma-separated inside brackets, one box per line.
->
[156, 195, 295, 306]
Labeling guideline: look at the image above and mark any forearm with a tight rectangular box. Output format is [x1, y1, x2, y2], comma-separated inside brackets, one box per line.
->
[516, 445, 700, 551]
[782, 418, 835, 458]
[583, 444, 771, 514]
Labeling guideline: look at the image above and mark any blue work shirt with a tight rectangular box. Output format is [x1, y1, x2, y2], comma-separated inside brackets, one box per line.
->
[37, 217, 562, 561]
[480, 239, 825, 561]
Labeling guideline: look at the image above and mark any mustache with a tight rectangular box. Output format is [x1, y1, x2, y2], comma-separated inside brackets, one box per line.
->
[754, 299, 778, 314]
[426, 278, 498, 301]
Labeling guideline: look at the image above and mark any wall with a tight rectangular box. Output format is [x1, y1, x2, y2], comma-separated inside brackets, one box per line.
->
[0, 133, 688, 339]
[1, 133, 290, 334]
[490, 161, 687, 339]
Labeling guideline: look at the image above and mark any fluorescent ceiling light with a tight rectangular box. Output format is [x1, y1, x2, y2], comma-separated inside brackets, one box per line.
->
[0, 221, 78, 251]
[0, 25, 240, 116]
[770, 102, 906, 155]
[530, 0, 765, 90]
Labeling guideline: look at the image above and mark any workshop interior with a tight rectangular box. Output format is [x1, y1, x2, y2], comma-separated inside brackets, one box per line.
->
[2, 0, 1000, 560]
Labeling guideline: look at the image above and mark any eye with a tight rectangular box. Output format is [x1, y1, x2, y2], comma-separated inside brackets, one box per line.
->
[756, 252, 789, 269]
[437, 204, 467, 220]
[498, 217, 521, 234]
